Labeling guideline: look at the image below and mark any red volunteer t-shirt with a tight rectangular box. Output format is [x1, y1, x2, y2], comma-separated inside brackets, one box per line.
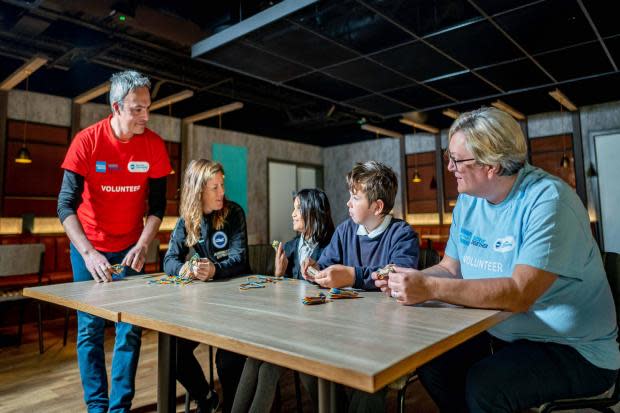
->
[62, 115, 172, 252]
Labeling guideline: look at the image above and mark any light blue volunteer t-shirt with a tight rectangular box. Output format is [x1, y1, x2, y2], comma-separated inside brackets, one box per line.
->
[445, 163, 620, 370]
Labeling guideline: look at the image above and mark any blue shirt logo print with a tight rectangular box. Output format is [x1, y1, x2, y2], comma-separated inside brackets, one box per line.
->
[471, 235, 488, 249]
[212, 231, 228, 249]
[460, 228, 473, 246]
[95, 161, 106, 173]
[493, 236, 516, 253]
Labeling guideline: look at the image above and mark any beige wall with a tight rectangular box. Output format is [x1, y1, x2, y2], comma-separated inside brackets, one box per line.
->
[8, 90, 71, 127]
[188, 125, 323, 244]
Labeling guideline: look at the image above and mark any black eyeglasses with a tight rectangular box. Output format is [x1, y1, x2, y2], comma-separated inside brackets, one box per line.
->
[444, 153, 476, 170]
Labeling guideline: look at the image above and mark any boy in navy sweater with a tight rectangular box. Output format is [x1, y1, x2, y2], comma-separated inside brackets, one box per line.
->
[303, 160, 419, 412]
[304, 160, 419, 290]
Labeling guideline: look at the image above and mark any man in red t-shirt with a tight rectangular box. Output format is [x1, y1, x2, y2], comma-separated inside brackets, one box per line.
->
[57, 70, 171, 413]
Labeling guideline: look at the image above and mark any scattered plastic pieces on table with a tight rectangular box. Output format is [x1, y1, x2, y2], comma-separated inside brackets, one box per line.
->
[148, 253, 199, 286]
[239, 275, 288, 290]
[328, 288, 361, 299]
[302, 292, 327, 305]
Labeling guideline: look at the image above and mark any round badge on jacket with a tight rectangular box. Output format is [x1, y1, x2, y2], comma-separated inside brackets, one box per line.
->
[212, 231, 228, 249]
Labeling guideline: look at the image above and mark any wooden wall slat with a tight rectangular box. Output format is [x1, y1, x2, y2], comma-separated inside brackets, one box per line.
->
[530, 135, 576, 189]
[4, 142, 66, 197]
[7, 120, 69, 145]
[406, 152, 438, 213]
[3, 119, 181, 218]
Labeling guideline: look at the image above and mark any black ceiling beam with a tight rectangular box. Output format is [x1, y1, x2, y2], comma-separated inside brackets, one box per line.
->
[410, 70, 618, 114]
[8, 3, 191, 61]
[0, 2, 339, 116]
[576, 0, 618, 71]
[191, 0, 319, 58]
[91, 53, 307, 113]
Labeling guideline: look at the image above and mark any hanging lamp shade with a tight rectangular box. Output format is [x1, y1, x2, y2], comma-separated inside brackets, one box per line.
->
[560, 153, 570, 168]
[15, 145, 32, 164]
[412, 169, 422, 183]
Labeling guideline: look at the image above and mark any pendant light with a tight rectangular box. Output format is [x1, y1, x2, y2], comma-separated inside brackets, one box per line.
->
[411, 126, 422, 183]
[15, 76, 32, 164]
[558, 103, 569, 169]
[559, 133, 570, 169]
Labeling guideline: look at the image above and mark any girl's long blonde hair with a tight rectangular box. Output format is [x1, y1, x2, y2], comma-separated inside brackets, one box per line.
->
[180, 159, 229, 247]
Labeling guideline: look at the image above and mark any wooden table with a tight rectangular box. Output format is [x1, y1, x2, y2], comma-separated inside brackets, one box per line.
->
[24, 275, 510, 413]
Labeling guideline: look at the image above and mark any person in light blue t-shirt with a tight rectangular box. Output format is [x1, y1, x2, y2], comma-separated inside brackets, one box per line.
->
[374, 107, 619, 413]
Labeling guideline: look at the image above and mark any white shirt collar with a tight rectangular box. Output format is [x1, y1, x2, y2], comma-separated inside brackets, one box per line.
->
[356, 214, 392, 239]
[297, 236, 317, 249]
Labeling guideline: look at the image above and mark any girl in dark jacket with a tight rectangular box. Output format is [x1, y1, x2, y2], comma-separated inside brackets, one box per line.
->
[232, 188, 335, 413]
[274, 188, 335, 279]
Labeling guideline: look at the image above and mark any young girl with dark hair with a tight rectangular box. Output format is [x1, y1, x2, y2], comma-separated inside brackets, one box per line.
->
[232, 188, 335, 413]
[274, 188, 335, 279]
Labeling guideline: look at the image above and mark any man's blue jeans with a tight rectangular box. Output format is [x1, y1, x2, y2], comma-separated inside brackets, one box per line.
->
[70, 243, 143, 413]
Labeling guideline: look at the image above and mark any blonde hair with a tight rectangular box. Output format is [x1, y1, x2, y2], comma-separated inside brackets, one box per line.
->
[180, 159, 228, 247]
[449, 107, 527, 176]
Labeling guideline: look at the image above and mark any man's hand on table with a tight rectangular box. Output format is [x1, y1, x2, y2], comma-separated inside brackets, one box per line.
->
[121, 243, 148, 272]
[83, 249, 112, 283]
[373, 266, 435, 305]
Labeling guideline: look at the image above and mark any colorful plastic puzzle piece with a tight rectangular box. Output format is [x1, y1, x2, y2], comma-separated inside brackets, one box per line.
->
[376, 264, 395, 280]
[302, 292, 327, 305]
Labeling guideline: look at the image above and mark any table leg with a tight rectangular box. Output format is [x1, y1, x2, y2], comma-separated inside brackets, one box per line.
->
[330, 382, 340, 411]
[318, 377, 331, 413]
[157, 332, 177, 413]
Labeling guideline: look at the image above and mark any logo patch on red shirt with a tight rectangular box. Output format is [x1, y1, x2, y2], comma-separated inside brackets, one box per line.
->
[128, 161, 149, 173]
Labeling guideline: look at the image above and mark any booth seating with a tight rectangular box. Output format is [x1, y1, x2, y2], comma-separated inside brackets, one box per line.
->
[0, 244, 45, 353]
[0, 232, 171, 351]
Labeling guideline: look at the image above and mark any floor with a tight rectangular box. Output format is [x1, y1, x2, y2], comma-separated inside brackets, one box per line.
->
[0, 315, 439, 413]
[3, 315, 612, 413]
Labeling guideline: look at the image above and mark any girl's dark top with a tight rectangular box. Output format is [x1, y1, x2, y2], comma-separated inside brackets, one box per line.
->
[163, 201, 250, 279]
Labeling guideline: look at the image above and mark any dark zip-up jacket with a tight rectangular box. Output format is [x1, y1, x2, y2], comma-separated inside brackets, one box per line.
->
[282, 235, 328, 280]
[163, 201, 250, 279]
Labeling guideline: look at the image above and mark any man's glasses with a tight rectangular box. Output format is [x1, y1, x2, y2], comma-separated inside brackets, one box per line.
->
[444, 153, 476, 171]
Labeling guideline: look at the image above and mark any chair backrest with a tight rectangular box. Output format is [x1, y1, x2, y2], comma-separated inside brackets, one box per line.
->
[248, 244, 275, 275]
[418, 247, 440, 270]
[0, 244, 45, 277]
[603, 252, 620, 327]
[146, 238, 160, 265]
[601, 251, 620, 400]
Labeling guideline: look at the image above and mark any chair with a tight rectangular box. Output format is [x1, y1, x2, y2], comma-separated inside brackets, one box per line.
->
[418, 243, 441, 271]
[0, 243, 45, 354]
[145, 238, 161, 273]
[184, 345, 215, 413]
[246, 244, 305, 411]
[395, 245, 440, 412]
[248, 243, 276, 275]
[540, 251, 620, 413]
